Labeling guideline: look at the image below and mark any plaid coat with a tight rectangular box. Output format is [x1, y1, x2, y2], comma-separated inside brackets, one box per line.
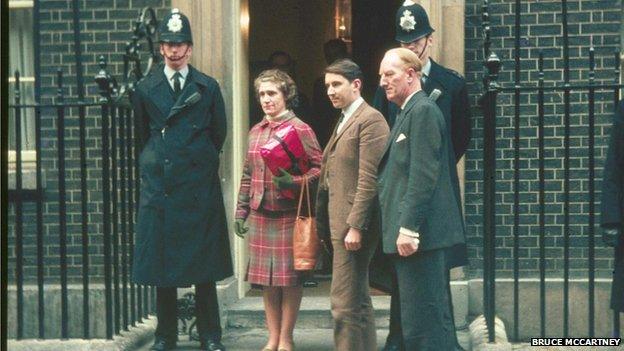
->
[236, 111, 322, 286]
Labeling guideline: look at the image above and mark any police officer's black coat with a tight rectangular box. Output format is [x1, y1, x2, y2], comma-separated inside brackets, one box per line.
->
[372, 59, 471, 269]
[601, 99, 624, 312]
[131, 64, 233, 287]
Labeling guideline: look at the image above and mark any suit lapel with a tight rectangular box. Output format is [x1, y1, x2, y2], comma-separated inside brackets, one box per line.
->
[380, 92, 420, 160]
[334, 102, 366, 142]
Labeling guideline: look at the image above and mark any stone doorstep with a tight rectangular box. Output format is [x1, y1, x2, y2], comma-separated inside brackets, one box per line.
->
[227, 280, 470, 330]
[7, 316, 156, 351]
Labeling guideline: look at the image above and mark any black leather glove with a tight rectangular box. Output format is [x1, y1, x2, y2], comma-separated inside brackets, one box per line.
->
[234, 218, 248, 238]
[602, 226, 621, 247]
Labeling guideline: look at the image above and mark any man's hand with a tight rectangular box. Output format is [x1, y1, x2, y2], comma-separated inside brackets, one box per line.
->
[234, 219, 248, 238]
[396, 233, 419, 257]
[272, 168, 296, 189]
[603, 227, 621, 247]
[344, 227, 363, 251]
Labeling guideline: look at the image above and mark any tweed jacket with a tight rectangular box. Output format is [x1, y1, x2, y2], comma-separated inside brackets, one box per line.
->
[235, 111, 322, 219]
[316, 101, 389, 241]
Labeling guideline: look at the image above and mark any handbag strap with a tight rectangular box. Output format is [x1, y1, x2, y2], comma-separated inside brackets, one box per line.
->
[296, 175, 307, 218]
[305, 175, 312, 218]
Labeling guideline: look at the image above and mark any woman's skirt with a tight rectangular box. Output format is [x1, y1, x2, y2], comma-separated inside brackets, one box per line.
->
[246, 209, 300, 287]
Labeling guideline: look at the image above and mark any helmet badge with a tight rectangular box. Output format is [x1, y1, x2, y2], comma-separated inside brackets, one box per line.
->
[167, 13, 183, 33]
[400, 10, 416, 32]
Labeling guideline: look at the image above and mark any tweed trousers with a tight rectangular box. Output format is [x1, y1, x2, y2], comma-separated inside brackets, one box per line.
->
[330, 238, 378, 351]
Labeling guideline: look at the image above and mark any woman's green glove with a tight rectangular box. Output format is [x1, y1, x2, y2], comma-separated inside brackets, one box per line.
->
[272, 168, 296, 189]
[234, 219, 248, 238]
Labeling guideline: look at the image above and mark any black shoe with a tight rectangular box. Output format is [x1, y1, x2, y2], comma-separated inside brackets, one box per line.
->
[201, 339, 226, 351]
[150, 337, 176, 351]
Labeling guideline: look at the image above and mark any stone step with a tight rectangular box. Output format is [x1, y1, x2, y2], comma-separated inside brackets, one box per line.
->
[138, 328, 391, 351]
[226, 296, 391, 329]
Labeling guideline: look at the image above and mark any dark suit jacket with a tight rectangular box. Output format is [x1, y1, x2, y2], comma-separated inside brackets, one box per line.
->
[377, 91, 464, 254]
[373, 59, 470, 266]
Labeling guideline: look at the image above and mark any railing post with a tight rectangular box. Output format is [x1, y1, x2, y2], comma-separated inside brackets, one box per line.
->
[56, 69, 70, 339]
[95, 56, 115, 339]
[480, 1, 502, 342]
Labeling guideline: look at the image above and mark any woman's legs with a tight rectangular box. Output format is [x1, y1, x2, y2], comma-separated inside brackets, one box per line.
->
[263, 286, 283, 350]
[278, 286, 303, 350]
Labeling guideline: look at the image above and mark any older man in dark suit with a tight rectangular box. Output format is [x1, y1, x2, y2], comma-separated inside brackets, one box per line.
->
[601, 99, 624, 327]
[377, 47, 464, 351]
[372, 5, 471, 349]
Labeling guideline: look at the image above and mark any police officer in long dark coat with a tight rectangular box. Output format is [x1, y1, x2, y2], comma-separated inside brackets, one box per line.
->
[131, 8, 233, 351]
[601, 99, 624, 324]
[371, 2, 471, 350]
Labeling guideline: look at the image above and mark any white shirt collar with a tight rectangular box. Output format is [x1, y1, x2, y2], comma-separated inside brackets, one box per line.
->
[422, 59, 431, 78]
[336, 96, 364, 134]
[164, 65, 189, 80]
[342, 96, 364, 120]
[400, 90, 419, 110]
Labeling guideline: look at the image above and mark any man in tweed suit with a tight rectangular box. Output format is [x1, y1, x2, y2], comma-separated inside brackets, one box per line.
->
[316, 59, 389, 351]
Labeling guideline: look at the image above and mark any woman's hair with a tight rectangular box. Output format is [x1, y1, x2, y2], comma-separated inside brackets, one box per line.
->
[254, 69, 299, 110]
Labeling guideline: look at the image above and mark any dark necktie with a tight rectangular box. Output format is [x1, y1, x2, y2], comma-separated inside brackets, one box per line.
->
[172, 72, 182, 96]
[336, 112, 346, 134]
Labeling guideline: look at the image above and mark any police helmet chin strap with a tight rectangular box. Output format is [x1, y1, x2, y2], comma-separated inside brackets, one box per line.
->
[417, 35, 431, 60]
[164, 45, 190, 62]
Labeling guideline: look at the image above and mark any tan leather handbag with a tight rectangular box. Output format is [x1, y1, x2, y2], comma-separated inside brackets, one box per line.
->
[292, 176, 320, 271]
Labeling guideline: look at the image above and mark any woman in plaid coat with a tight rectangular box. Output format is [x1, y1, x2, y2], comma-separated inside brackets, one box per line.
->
[234, 69, 322, 351]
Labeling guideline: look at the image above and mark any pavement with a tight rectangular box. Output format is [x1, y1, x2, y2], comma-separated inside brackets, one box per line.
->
[137, 327, 472, 350]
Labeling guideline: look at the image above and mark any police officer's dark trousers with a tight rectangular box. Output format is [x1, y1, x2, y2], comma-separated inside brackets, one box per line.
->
[155, 282, 222, 342]
[392, 249, 456, 351]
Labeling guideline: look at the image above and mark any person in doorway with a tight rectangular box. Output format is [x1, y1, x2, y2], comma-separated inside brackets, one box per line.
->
[315, 59, 389, 351]
[131, 8, 233, 351]
[371, 3, 471, 350]
[234, 69, 322, 351]
[377, 47, 464, 351]
[601, 99, 624, 330]
[269, 51, 313, 125]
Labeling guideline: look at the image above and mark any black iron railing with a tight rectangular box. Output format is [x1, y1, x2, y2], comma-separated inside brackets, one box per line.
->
[8, 7, 159, 340]
[480, 0, 623, 342]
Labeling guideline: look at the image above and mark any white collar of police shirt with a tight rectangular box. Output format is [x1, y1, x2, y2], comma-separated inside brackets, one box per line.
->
[421, 58, 431, 83]
[164, 65, 189, 91]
